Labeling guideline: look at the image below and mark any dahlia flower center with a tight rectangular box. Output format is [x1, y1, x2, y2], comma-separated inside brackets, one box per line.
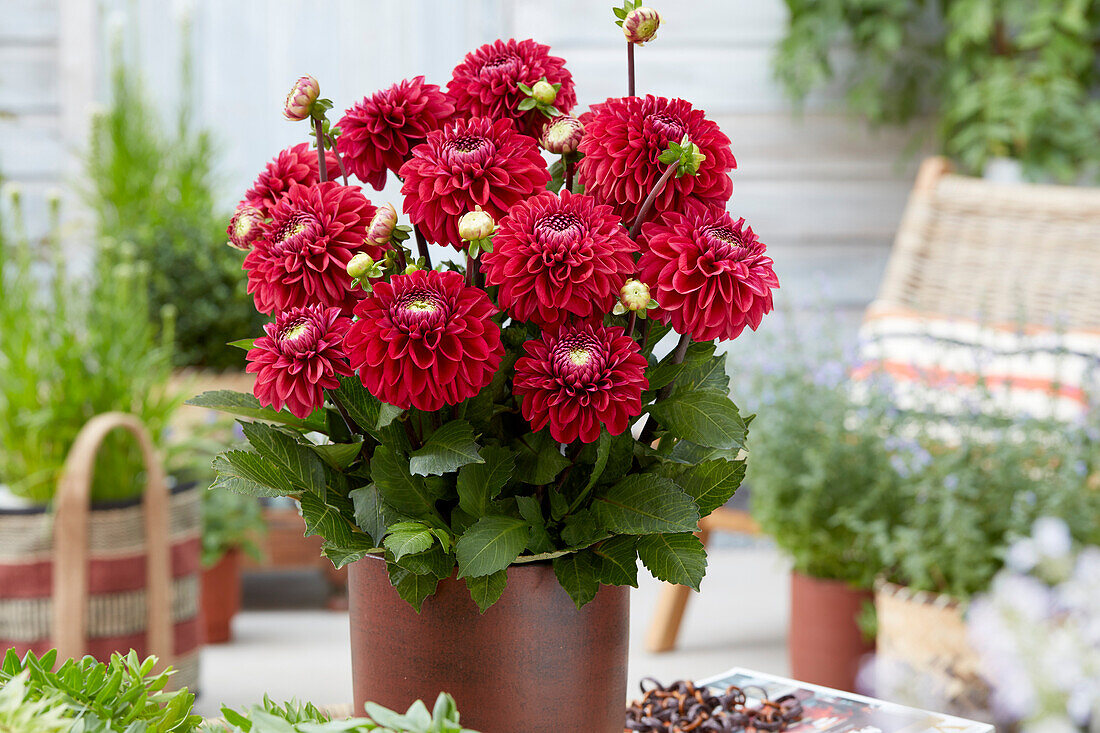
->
[533, 212, 589, 255]
[480, 53, 521, 77]
[442, 135, 494, 166]
[392, 289, 448, 336]
[645, 112, 687, 146]
[273, 212, 322, 253]
[550, 334, 607, 386]
[277, 317, 318, 352]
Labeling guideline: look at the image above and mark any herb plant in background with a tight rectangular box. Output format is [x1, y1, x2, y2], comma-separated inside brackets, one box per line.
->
[86, 41, 264, 370]
[202, 487, 266, 569]
[214, 694, 478, 733]
[0, 186, 179, 504]
[194, 6, 778, 615]
[775, 0, 1100, 182]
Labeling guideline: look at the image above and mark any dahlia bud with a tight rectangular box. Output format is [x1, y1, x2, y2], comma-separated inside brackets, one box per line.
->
[613, 278, 660, 317]
[284, 75, 320, 121]
[531, 80, 557, 105]
[346, 253, 374, 280]
[366, 202, 399, 246]
[540, 115, 585, 155]
[623, 7, 661, 45]
[659, 135, 708, 178]
[458, 207, 496, 242]
[227, 205, 263, 250]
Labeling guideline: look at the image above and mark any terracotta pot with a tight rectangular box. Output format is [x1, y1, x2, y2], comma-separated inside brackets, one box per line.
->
[201, 548, 242, 644]
[348, 556, 629, 733]
[789, 571, 874, 692]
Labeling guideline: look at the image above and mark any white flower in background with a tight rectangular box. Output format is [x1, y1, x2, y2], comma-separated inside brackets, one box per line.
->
[969, 518, 1100, 733]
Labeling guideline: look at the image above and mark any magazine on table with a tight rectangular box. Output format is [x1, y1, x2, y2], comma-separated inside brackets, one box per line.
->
[697, 668, 994, 733]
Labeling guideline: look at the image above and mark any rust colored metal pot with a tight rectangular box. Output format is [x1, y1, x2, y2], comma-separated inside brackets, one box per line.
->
[348, 556, 629, 733]
[789, 571, 874, 693]
[200, 547, 242, 644]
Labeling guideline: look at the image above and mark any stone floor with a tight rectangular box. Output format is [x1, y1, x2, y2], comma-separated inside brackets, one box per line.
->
[194, 543, 791, 717]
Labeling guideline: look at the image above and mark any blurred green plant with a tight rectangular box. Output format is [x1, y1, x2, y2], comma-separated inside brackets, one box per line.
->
[775, 0, 1100, 182]
[0, 649, 202, 732]
[740, 312, 905, 587]
[214, 693, 478, 733]
[0, 184, 179, 504]
[202, 486, 266, 568]
[85, 40, 263, 370]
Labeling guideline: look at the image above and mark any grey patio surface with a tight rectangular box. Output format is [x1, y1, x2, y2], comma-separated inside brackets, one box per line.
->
[194, 543, 790, 717]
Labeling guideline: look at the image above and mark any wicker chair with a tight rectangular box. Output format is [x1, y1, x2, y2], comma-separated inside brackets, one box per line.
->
[644, 156, 1100, 654]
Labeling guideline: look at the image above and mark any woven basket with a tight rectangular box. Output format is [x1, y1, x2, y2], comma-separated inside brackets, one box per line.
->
[874, 581, 989, 720]
[0, 413, 201, 689]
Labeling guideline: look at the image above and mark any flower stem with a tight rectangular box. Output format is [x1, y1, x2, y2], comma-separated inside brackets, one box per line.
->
[627, 42, 636, 97]
[329, 391, 361, 436]
[413, 224, 433, 270]
[564, 155, 574, 193]
[640, 319, 652, 352]
[627, 162, 677, 239]
[314, 118, 327, 183]
[465, 254, 479, 288]
[325, 132, 349, 185]
[625, 310, 638, 340]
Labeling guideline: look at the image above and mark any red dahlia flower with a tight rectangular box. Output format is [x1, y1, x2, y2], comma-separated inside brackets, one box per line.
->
[447, 38, 576, 137]
[336, 77, 455, 191]
[514, 323, 648, 444]
[345, 270, 503, 411]
[399, 117, 549, 248]
[638, 203, 778, 342]
[246, 305, 353, 419]
[244, 143, 340, 218]
[244, 182, 377, 315]
[576, 95, 736, 226]
[481, 190, 638, 328]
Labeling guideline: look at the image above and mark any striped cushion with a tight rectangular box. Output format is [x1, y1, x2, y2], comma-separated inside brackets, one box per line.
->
[854, 303, 1100, 424]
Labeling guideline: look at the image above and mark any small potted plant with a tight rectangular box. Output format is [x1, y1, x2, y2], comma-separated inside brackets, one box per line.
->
[742, 319, 904, 692]
[201, 487, 265, 643]
[194, 4, 780, 730]
[0, 186, 203, 687]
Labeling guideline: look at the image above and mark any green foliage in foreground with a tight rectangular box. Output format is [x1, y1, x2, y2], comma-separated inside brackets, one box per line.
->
[0, 649, 201, 732]
[212, 694, 479, 733]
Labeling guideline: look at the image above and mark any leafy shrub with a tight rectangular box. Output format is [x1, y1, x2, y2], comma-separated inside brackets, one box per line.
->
[775, 0, 1100, 181]
[0, 649, 202, 732]
[85, 46, 263, 370]
[0, 186, 179, 503]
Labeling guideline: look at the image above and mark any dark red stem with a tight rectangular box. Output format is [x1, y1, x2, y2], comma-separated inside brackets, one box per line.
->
[627, 42, 636, 96]
[627, 163, 677, 239]
[314, 118, 327, 183]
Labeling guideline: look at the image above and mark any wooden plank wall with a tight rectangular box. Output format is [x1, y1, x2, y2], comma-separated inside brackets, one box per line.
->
[0, 0, 924, 312]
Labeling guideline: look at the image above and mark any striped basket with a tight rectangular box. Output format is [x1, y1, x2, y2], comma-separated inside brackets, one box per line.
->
[0, 413, 201, 690]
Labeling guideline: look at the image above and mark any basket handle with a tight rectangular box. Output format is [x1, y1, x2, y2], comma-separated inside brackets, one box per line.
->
[52, 412, 174, 669]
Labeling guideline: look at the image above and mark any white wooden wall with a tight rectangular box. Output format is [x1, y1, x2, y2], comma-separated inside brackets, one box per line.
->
[1, 0, 924, 311]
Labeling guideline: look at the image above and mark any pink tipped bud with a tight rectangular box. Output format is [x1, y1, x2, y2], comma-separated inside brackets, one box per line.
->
[623, 7, 661, 45]
[366, 202, 399, 246]
[619, 279, 651, 311]
[531, 80, 557, 105]
[540, 115, 585, 155]
[227, 205, 263, 250]
[458, 206, 496, 241]
[284, 75, 320, 121]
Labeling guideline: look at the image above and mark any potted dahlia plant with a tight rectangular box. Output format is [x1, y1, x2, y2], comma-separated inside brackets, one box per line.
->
[195, 5, 778, 731]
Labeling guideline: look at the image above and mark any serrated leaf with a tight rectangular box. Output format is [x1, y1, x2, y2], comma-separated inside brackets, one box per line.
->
[393, 543, 454, 579]
[332, 376, 402, 433]
[647, 389, 747, 450]
[186, 390, 326, 432]
[308, 440, 363, 470]
[514, 430, 570, 485]
[240, 421, 326, 494]
[387, 563, 440, 612]
[601, 431, 636, 485]
[410, 420, 483, 476]
[677, 353, 730, 394]
[465, 569, 508, 612]
[591, 535, 639, 587]
[637, 533, 707, 590]
[593, 475, 700, 534]
[211, 450, 292, 497]
[322, 537, 380, 569]
[678, 459, 746, 516]
[576, 430, 611, 502]
[371, 444, 446, 520]
[547, 158, 566, 194]
[667, 440, 742, 464]
[553, 552, 600, 609]
[457, 445, 515, 517]
[516, 496, 555, 553]
[455, 516, 530, 578]
[383, 522, 436, 561]
[561, 509, 609, 549]
[298, 490, 359, 548]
